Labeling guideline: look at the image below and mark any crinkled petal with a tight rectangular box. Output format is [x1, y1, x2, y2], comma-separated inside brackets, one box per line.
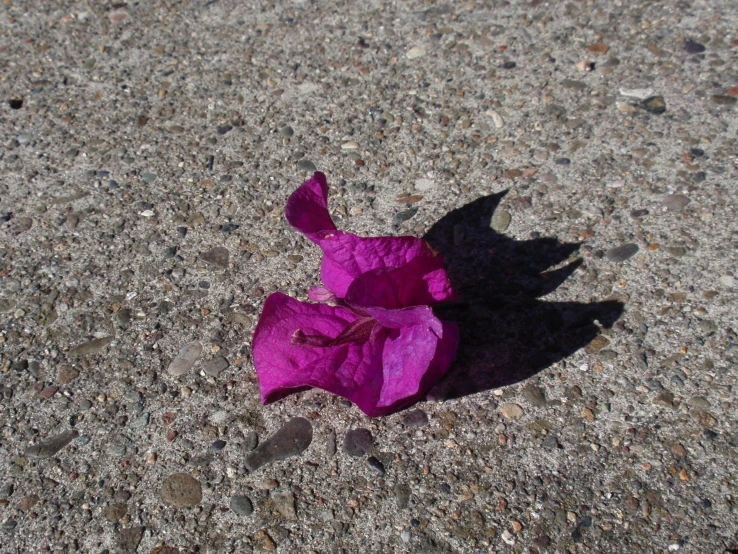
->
[375, 320, 460, 413]
[252, 293, 459, 417]
[345, 258, 456, 310]
[318, 232, 448, 298]
[252, 292, 388, 415]
[360, 305, 459, 413]
[286, 172, 454, 299]
[285, 171, 337, 237]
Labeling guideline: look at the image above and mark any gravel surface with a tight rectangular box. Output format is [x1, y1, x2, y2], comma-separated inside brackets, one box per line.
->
[1, 0, 738, 552]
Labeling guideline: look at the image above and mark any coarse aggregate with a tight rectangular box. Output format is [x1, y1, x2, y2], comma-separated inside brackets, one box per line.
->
[1, 0, 738, 553]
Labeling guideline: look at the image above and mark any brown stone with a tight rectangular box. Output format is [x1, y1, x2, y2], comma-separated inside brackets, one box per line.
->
[161, 474, 202, 507]
[57, 365, 79, 385]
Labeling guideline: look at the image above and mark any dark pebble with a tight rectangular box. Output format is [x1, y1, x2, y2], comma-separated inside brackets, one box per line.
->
[401, 409, 429, 428]
[684, 40, 706, 54]
[9, 98, 23, 109]
[210, 440, 227, 451]
[501, 61, 516, 69]
[689, 147, 705, 157]
[367, 456, 385, 474]
[25, 430, 79, 458]
[217, 125, 233, 135]
[220, 223, 240, 233]
[297, 159, 317, 172]
[394, 208, 418, 224]
[642, 96, 666, 114]
[630, 209, 649, 218]
[230, 495, 253, 516]
[606, 243, 639, 262]
[711, 95, 737, 106]
[244, 417, 313, 472]
[200, 246, 230, 268]
[554, 157, 571, 165]
[343, 428, 374, 457]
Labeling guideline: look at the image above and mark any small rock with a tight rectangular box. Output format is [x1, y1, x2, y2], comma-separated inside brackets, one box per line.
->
[394, 483, 411, 509]
[200, 246, 229, 268]
[620, 87, 655, 100]
[394, 208, 418, 224]
[210, 440, 227, 451]
[367, 456, 385, 474]
[244, 417, 313, 471]
[690, 409, 717, 427]
[117, 527, 144, 553]
[297, 159, 317, 172]
[711, 95, 737, 106]
[642, 96, 666, 114]
[255, 529, 277, 551]
[71, 336, 114, 356]
[271, 491, 297, 520]
[521, 385, 547, 407]
[341, 141, 359, 150]
[203, 356, 229, 377]
[606, 243, 639, 262]
[500, 404, 524, 420]
[487, 109, 504, 128]
[279, 125, 294, 137]
[587, 43, 609, 54]
[585, 335, 610, 353]
[653, 391, 675, 407]
[141, 172, 157, 183]
[684, 40, 706, 54]
[490, 209, 512, 232]
[230, 496, 253, 516]
[662, 194, 690, 212]
[401, 409, 429, 427]
[19, 494, 39, 511]
[39, 385, 58, 400]
[168, 342, 203, 376]
[10, 216, 33, 233]
[130, 413, 150, 429]
[243, 430, 258, 452]
[161, 473, 202, 507]
[406, 46, 426, 59]
[102, 503, 127, 522]
[25, 430, 79, 458]
[343, 428, 374, 457]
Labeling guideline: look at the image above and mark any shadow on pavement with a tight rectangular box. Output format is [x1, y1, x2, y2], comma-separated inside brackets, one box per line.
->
[424, 191, 624, 401]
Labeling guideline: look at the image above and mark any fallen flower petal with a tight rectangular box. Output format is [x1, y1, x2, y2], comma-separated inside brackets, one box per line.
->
[253, 172, 460, 416]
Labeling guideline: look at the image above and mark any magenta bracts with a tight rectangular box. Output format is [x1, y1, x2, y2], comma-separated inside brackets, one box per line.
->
[252, 172, 459, 416]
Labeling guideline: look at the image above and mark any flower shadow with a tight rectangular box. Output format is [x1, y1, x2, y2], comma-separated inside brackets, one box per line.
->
[423, 191, 624, 401]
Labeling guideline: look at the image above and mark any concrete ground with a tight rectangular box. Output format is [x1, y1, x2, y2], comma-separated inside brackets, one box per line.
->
[1, 0, 737, 552]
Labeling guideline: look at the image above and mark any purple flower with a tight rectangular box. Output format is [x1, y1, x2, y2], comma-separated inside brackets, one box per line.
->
[252, 172, 459, 416]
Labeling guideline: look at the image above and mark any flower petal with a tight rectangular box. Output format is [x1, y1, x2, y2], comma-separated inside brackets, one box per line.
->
[318, 233, 449, 298]
[286, 172, 454, 299]
[375, 320, 460, 413]
[345, 258, 456, 310]
[285, 171, 337, 237]
[252, 292, 387, 415]
[252, 293, 459, 417]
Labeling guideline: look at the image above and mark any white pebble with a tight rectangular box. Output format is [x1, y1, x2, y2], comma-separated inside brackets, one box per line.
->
[406, 46, 426, 59]
[619, 87, 655, 99]
[486, 109, 504, 128]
